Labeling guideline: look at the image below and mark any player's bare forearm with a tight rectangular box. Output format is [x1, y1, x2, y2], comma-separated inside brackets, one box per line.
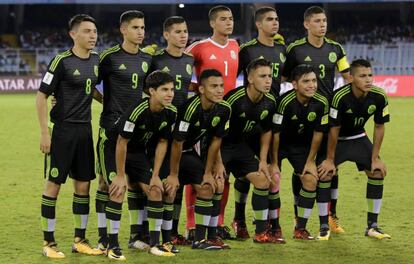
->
[341, 71, 351, 84]
[115, 136, 129, 178]
[326, 126, 340, 161]
[260, 130, 272, 163]
[307, 131, 323, 163]
[205, 137, 222, 175]
[36, 91, 49, 135]
[93, 88, 103, 104]
[153, 138, 168, 177]
[372, 124, 385, 161]
[169, 140, 183, 176]
[271, 132, 280, 165]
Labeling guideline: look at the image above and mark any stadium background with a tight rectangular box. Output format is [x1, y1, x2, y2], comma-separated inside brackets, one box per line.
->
[0, 1, 413, 263]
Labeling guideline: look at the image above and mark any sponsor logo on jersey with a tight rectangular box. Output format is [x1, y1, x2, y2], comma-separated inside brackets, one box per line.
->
[119, 64, 127, 70]
[209, 54, 217, 60]
[73, 69, 81, 76]
[304, 56, 312, 62]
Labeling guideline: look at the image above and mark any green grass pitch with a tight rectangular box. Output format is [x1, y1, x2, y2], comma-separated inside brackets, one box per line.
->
[0, 94, 413, 263]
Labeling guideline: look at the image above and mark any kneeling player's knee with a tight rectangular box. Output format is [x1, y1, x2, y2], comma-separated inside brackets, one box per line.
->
[148, 186, 163, 201]
[301, 174, 317, 191]
[196, 184, 213, 199]
[251, 173, 270, 189]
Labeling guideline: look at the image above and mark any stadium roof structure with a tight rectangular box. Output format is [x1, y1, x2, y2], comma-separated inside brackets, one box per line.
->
[1, 0, 413, 4]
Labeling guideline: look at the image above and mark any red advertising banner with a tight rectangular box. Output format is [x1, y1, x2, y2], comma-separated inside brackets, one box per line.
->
[373, 75, 414, 97]
[0, 75, 413, 96]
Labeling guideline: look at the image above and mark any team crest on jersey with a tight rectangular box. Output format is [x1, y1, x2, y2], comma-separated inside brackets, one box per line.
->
[142, 61, 149, 73]
[186, 64, 192, 75]
[159, 121, 168, 130]
[280, 53, 286, 63]
[329, 52, 337, 63]
[260, 110, 269, 120]
[94, 65, 99, 77]
[50, 168, 59, 178]
[368, 105, 376, 114]
[230, 50, 237, 60]
[307, 112, 317, 121]
[212, 116, 221, 127]
[109, 172, 116, 181]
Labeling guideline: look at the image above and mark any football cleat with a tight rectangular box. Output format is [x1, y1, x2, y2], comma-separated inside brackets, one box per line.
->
[293, 229, 315, 240]
[365, 227, 391, 240]
[329, 214, 345, 234]
[231, 220, 250, 240]
[72, 238, 103, 255]
[107, 247, 126, 261]
[128, 237, 150, 251]
[42, 241, 65, 259]
[316, 227, 331, 241]
[192, 240, 222, 250]
[148, 245, 175, 257]
[163, 242, 180, 253]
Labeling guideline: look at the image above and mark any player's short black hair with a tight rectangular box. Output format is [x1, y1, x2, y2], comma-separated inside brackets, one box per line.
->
[163, 16, 186, 32]
[199, 69, 223, 86]
[350, 59, 372, 75]
[304, 6, 325, 20]
[208, 5, 232, 21]
[144, 70, 174, 94]
[120, 10, 144, 25]
[290, 64, 316, 82]
[68, 14, 96, 31]
[246, 58, 272, 76]
[254, 6, 276, 22]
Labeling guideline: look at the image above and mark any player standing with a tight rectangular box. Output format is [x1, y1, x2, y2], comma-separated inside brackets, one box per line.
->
[282, 6, 350, 233]
[37, 14, 102, 259]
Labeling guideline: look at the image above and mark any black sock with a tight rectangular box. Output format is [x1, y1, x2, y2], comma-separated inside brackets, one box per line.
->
[106, 200, 122, 248]
[147, 200, 163, 247]
[252, 188, 269, 234]
[41, 195, 57, 242]
[73, 194, 89, 239]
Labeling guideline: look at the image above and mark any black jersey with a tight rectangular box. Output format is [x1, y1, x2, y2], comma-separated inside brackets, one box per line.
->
[118, 98, 177, 151]
[274, 89, 329, 147]
[150, 50, 194, 107]
[329, 84, 390, 138]
[239, 38, 286, 97]
[99, 44, 152, 130]
[173, 95, 231, 151]
[39, 49, 99, 123]
[224, 87, 276, 143]
[283, 37, 349, 98]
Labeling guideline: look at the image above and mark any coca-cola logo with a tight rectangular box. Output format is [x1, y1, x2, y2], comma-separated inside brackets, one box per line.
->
[373, 78, 398, 94]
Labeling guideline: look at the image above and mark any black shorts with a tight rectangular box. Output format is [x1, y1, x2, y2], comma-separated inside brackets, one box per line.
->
[160, 149, 204, 185]
[45, 122, 95, 184]
[125, 151, 154, 185]
[221, 143, 258, 178]
[278, 141, 326, 174]
[96, 128, 118, 185]
[334, 136, 373, 171]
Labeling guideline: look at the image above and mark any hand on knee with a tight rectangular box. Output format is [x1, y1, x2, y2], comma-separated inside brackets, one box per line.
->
[301, 174, 317, 191]
[196, 184, 214, 199]
[148, 185, 163, 201]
